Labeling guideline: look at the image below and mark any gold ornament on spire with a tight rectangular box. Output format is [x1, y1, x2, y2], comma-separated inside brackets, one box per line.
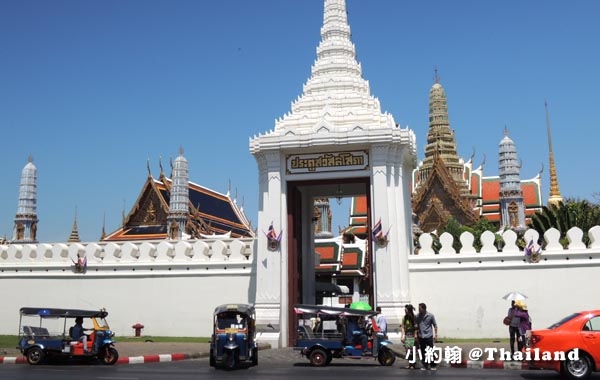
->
[545, 101, 563, 206]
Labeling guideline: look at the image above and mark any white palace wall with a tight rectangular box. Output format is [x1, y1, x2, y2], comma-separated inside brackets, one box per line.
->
[0, 239, 256, 338]
[1, 226, 599, 339]
[408, 226, 600, 338]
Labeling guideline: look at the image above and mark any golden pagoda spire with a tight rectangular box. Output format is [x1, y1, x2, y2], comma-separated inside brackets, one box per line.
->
[68, 207, 81, 243]
[545, 100, 563, 206]
[100, 212, 107, 240]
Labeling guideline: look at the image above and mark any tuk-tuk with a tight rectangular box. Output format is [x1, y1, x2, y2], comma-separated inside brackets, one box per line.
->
[209, 303, 258, 369]
[17, 307, 119, 365]
[293, 304, 396, 367]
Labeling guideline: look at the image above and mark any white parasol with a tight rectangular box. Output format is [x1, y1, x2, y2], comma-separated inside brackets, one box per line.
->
[502, 291, 528, 301]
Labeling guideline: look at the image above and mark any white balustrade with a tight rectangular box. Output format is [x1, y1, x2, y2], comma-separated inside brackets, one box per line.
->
[22, 244, 37, 260]
[5, 226, 599, 273]
[52, 243, 69, 261]
[193, 240, 211, 261]
[174, 241, 193, 260]
[0, 238, 255, 276]
[157, 241, 174, 259]
[122, 242, 140, 261]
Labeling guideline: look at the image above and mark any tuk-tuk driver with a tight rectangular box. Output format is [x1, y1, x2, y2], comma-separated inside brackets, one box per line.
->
[346, 316, 368, 355]
[71, 317, 91, 353]
[218, 313, 238, 330]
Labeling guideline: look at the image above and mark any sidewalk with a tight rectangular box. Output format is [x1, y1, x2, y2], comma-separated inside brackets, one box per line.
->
[1, 340, 530, 369]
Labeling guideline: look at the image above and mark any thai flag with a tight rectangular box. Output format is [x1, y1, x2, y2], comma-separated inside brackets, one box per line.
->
[525, 239, 534, 256]
[266, 222, 280, 241]
[372, 218, 383, 240]
[267, 222, 277, 239]
[72, 254, 87, 272]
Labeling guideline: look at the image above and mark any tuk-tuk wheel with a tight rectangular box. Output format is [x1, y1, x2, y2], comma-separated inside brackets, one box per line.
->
[102, 347, 119, 365]
[26, 347, 45, 365]
[209, 349, 216, 367]
[224, 350, 238, 370]
[325, 354, 333, 365]
[377, 347, 396, 366]
[309, 348, 328, 367]
[251, 347, 258, 366]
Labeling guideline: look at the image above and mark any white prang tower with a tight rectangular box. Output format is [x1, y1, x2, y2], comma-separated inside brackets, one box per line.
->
[13, 156, 39, 243]
[167, 147, 190, 240]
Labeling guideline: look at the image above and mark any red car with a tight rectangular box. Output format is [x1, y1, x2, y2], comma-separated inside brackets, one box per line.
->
[527, 310, 600, 379]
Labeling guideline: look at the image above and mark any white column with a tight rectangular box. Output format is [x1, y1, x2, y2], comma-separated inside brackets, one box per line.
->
[254, 151, 284, 348]
[371, 144, 413, 334]
[370, 144, 390, 308]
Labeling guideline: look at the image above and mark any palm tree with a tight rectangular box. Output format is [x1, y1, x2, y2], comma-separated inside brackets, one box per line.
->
[529, 199, 600, 247]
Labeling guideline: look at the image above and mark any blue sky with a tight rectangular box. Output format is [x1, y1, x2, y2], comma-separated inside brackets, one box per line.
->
[1, 0, 599, 243]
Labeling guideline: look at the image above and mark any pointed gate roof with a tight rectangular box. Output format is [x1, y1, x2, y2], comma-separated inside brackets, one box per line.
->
[250, 0, 416, 160]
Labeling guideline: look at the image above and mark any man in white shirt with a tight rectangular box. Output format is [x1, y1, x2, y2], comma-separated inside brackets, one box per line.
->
[375, 306, 387, 336]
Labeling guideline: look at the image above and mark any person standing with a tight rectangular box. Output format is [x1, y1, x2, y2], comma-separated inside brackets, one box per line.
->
[375, 306, 388, 336]
[513, 300, 532, 350]
[507, 301, 521, 355]
[401, 304, 417, 369]
[416, 303, 438, 370]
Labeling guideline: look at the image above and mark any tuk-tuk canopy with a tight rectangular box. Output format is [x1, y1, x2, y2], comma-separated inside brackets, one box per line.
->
[294, 304, 376, 317]
[213, 304, 255, 317]
[20, 307, 108, 319]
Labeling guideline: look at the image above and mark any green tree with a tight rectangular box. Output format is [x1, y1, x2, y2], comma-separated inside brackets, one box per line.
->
[438, 218, 463, 252]
[529, 198, 600, 247]
[437, 218, 502, 252]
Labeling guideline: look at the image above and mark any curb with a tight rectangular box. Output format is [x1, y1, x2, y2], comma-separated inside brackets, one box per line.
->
[117, 353, 191, 364]
[0, 356, 27, 364]
[0, 352, 208, 365]
[451, 360, 529, 370]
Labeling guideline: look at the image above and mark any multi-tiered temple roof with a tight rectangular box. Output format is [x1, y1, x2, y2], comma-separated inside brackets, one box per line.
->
[103, 168, 254, 241]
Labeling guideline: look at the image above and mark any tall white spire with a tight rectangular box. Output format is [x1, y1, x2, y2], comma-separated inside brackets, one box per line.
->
[498, 129, 525, 230]
[13, 156, 39, 242]
[274, 0, 395, 132]
[167, 147, 189, 240]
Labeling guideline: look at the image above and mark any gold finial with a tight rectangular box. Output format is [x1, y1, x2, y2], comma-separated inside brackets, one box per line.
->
[122, 199, 126, 226]
[100, 212, 106, 240]
[159, 156, 164, 175]
[68, 206, 81, 243]
[146, 158, 151, 177]
[434, 66, 440, 84]
[545, 100, 563, 206]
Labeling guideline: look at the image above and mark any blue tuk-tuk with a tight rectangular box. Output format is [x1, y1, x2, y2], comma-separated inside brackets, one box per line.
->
[17, 307, 118, 365]
[209, 303, 258, 369]
[293, 304, 396, 367]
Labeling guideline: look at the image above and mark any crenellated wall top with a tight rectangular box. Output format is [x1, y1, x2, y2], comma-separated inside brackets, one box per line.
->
[411, 226, 600, 271]
[0, 238, 255, 277]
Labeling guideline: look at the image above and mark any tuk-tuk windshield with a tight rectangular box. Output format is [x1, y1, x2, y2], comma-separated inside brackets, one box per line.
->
[94, 317, 110, 330]
[217, 312, 247, 330]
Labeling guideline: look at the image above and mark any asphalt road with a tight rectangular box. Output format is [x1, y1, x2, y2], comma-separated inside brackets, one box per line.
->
[0, 348, 587, 380]
[0, 360, 573, 380]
